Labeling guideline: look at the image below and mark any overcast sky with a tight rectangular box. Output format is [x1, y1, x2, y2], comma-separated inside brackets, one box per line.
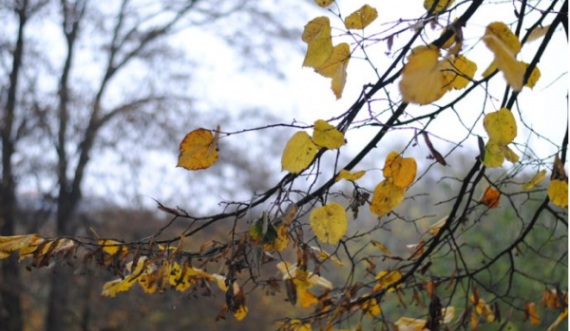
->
[116, 0, 568, 212]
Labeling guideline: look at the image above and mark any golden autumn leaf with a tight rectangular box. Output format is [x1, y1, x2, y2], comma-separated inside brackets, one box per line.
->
[310, 202, 348, 245]
[370, 240, 392, 255]
[311, 246, 344, 267]
[344, 5, 378, 30]
[548, 180, 568, 208]
[101, 277, 137, 298]
[98, 239, 128, 256]
[503, 145, 520, 163]
[483, 140, 506, 168]
[394, 317, 426, 331]
[315, 43, 351, 99]
[234, 304, 248, 321]
[315, 0, 334, 7]
[370, 180, 405, 217]
[483, 22, 524, 91]
[288, 320, 312, 331]
[407, 241, 426, 259]
[523, 170, 547, 190]
[524, 302, 540, 325]
[302, 17, 333, 69]
[281, 131, 319, 174]
[372, 270, 402, 293]
[484, 108, 517, 144]
[177, 128, 218, 170]
[520, 61, 541, 88]
[335, 169, 366, 182]
[424, 0, 455, 13]
[543, 288, 567, 309]
[263, 224, 290, 252]
[442, 306, 456, 323]
[399, 46, 447, 105]
[276, 261, 333, 289]
[441, 55, 477, 90]
[0, 234, 42, 260]
[527, 25, 551, 42]
[361, 295, 382, 317]
[428, 216, 448, 236]
[313, 119, 345, 149]
[383, 151, 417, 188]
[480, 186, 501, 208]
[470, 295, 495, 323]
[298, 288, 319, 307]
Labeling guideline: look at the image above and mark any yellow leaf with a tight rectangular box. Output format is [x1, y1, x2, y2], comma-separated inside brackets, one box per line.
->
[276, 261, 333, 289]
[212, 274, 240, 294]
[0, 234, 42, 259]
[483, 22, 524, 91]
[34, 238, 74, 258]
[423, 0, 455, 13]
[520, 61, 541, 89]
[302, 17, 333, 69]
[277, 261, 298, 279]
[313, 119, 345, 149]
[361, 295, 382, 317]
[428, 216, 448, 236]
[281, 131, 319, 174]
[484, 108, 517, 144]
[548, 180, 568, 208]
[298, 289, 319, 307]
[481, 61, 498, 78]
[101, 277, 137, 298]
[471, 312, 478, 330]
[503, 145, 519, 163]
[480, 186, 501, 208]
[289, 320, 312, 331]
[263, 224, 290, 252]
[407, 241, 426, 259]
[394, 317, 427, 331]
[234, 304, 248, 321]
[372, 270, 402, 293]
[470, 296, 495, 323]
[311, 246, 344, 267]
[370, 180, 405, 217]
[316, 43, 350, 99]
[440, 18, 460, 49]
[98, 239, 128, 256]
[441, 55, 477, 90]
[315, 0, 334, 7]
[344, 5, 378, 30]
[527, 25, 550, 42]
[442, 306, 455, 324]
[335, 169, 366, 182]
[310, 202, 348, 245]
[177, 128, 218, 171]
[399, 46, 447, 105]
[383, 151, 417, 188]
[483, 140, 506, 168]
[19, 236, 45, 261]
[526, 302, 540, 325]
[138, 274, 157, 294]
[522, 170, 547, 190]
[370, 240, 391, 255]
[543, 288, 567, 309]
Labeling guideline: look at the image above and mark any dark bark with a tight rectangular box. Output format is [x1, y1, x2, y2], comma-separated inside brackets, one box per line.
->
[45, 1, 87, 330]
[0, 2, 29, 331]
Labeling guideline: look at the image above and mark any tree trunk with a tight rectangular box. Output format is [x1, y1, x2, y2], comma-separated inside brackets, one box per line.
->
[0, 2, 28, 330]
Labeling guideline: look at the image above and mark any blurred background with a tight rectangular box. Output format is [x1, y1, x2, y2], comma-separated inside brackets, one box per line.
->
[0, 0, 567, 330]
